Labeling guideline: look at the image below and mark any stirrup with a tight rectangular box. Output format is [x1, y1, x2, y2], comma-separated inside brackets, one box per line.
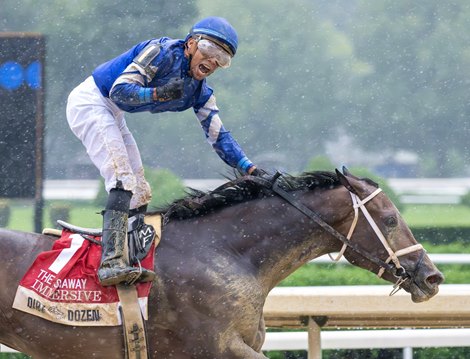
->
[98, 267, 141, 287]
[125, 270, 143, 286]
[126, 261, 156, 285]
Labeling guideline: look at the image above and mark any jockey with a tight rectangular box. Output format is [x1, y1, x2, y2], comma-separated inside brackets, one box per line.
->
[66, 17, 262, 286]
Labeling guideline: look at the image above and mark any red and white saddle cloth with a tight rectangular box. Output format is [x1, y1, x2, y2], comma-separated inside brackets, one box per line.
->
[13, 229, 155, 326]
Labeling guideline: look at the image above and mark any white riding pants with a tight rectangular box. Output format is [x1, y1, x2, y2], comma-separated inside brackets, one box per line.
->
[66, 76, 152, 209]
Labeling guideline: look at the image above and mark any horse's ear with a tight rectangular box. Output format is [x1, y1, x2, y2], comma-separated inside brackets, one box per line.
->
[335, 168, 358, 195]
[342, 166, 360, 180]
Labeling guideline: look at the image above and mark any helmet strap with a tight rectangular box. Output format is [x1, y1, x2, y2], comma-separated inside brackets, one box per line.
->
[184, 41, 194, 77]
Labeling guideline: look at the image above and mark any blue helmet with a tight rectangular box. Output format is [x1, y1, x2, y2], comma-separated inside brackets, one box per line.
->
[188, 17, 238, 57]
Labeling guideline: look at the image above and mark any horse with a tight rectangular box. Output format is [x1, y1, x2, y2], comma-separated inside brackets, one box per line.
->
[0, 168, 444, 359]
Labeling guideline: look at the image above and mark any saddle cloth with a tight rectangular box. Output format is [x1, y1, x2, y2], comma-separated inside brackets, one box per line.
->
[12, 225, 157, 327]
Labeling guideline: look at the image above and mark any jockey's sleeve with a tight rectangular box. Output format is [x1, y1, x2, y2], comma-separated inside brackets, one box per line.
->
[194, 95, 254, 174]
[108, 62, 154, 105]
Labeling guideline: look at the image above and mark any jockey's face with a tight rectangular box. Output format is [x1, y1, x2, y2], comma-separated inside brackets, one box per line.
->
[185, 38, 219, 81]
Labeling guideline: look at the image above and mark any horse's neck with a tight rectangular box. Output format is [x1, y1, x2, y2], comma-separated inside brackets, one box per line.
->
[241, 190, 346, 291]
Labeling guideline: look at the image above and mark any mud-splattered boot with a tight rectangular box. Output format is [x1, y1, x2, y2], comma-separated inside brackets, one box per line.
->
[98, 188, 155, 286]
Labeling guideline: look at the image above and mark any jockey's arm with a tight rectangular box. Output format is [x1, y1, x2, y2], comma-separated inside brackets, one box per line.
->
[109, 64, 183, 105]
[194, 95, 255, 175]
[108, 66, 152, 105]
[108, 42, 183, 106]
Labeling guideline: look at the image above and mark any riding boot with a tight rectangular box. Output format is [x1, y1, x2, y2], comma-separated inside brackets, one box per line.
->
[98, 187, 155, 286]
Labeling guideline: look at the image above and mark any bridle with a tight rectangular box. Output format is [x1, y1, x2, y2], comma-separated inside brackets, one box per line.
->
[331, 188, 424, 295]
[270, 174, 426, 295]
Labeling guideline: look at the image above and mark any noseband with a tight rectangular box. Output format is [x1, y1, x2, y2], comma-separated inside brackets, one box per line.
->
[270, 175, 425, 295]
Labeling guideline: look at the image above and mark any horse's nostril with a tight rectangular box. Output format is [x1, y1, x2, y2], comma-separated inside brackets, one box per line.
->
[427, 273, 444, 286]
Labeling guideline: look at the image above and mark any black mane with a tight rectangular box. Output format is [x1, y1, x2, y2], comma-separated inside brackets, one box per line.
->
[157, 171, 341, 222]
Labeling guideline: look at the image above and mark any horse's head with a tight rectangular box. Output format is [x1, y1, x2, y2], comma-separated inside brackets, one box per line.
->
[334, 167, 444, 303]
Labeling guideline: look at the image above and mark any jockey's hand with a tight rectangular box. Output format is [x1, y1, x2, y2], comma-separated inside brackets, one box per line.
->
[250, 167, 268, 177]
[153, 78, 184, 102]
[250, 167, 277, 185]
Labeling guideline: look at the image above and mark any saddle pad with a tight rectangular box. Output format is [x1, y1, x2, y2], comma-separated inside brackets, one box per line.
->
[12, 229, 155, 327]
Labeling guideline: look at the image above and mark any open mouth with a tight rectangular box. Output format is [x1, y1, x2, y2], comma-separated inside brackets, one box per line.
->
[198, 63, 211, 74]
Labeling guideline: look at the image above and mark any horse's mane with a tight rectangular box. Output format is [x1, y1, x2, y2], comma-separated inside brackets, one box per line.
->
[157, 171, 342, 222]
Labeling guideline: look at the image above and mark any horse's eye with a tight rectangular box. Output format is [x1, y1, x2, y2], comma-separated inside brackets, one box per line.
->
[385, 216, 398, 227]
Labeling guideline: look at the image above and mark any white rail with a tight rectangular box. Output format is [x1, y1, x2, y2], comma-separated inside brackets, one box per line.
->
[263, 328, 470, 351]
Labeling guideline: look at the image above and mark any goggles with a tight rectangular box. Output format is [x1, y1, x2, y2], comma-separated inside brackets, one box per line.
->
[196, 38, 232, 69]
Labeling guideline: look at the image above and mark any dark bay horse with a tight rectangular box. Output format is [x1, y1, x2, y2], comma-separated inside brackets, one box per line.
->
[0, 169, 443, 358]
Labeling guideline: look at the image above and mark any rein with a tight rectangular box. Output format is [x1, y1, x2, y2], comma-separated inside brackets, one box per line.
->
[270, 174, 424, 295]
